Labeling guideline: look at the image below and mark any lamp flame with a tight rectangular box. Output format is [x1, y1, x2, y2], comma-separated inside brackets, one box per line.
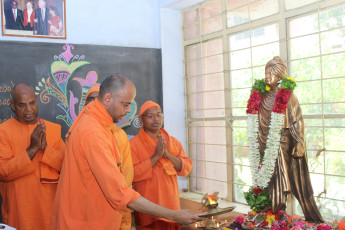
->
[207, 195, 218, 205]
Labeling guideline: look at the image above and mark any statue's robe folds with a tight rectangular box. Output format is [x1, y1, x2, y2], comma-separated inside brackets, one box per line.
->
[258, 91, 324, 222]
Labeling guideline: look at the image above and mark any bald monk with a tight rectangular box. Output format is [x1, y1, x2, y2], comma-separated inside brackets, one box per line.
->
[50, 74, 202, 230]
[130, 101, 193, 230]
[0, 83, 65, 230]
[85, 85, 134, 230]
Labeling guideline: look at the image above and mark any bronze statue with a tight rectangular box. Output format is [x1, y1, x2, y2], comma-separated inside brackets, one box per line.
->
[256, 56, 323, 222]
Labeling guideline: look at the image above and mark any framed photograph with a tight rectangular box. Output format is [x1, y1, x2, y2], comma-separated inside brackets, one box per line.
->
[1, 0, 66, 39]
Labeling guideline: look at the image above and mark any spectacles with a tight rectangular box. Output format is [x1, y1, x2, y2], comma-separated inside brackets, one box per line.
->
[142, 113, 163, 119]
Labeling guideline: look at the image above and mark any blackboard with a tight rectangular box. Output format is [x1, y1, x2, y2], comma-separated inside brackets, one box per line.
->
[0, 41, 163, 137]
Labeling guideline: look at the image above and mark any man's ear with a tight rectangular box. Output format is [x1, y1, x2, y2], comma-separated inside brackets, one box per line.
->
[139, 115, 143, 124]
[10, 100, 15, 113]
[101, 92, 113, 108]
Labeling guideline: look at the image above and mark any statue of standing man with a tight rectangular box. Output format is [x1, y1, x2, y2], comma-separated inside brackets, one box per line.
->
[245, 56, 324, 222]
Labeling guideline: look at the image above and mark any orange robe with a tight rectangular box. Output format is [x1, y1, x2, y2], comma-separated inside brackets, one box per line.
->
[111, 124, 134, 230]
[50, 99, 140, 230]
[130, 128, 193, 230]
[0, 118, 65, 230]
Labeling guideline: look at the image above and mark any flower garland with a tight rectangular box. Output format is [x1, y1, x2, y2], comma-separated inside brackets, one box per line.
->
[246, 77, 296, 196]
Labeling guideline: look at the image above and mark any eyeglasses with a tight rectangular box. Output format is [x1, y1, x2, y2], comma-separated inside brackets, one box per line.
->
[142, 113, 163, 119]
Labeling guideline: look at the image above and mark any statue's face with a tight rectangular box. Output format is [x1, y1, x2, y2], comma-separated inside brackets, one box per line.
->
[265, 68, 280, 88]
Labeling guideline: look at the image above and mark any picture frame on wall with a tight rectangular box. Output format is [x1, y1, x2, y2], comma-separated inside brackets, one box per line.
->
[1, 0, 66, 39]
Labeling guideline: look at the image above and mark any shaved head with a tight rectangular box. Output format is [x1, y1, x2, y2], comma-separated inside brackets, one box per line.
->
[11, 83, 35, 102]
[98, 74, 136, 123]
[10, 83, 38, 124]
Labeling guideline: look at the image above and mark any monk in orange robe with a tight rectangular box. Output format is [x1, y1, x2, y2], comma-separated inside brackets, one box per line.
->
[0, 83, 65, 230]
[130, 100, 193, 230]
[85, 86, 134, 230]
[50, 74, 202, 230]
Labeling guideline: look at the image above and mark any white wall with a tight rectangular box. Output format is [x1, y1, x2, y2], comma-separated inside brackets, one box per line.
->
[0, 0, 161, 48]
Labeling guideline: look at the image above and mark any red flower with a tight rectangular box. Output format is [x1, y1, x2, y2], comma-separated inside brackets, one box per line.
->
[253, 187, 263, 195]
[272, 89, 292, 114]
[246, 90, 262, 114]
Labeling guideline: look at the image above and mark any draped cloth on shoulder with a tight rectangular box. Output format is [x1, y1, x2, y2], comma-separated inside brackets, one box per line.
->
[258, 91, 324, 222]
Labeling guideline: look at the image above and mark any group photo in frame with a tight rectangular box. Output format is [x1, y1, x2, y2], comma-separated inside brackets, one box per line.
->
[1, 0, 66, 39]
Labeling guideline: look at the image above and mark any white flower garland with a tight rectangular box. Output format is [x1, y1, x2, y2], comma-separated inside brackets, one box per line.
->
[247, 112, 285, 188]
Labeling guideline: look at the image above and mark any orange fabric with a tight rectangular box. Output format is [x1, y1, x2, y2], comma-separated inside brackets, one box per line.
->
[111, 124, 134, 230]
[137, 220, 180, 230]
[139, 100, 160, 116]
[85, 85, 100, 101]
[50, 99, 140, 230]
[130, 127, 192, 228]
[0, 118, 65, 230]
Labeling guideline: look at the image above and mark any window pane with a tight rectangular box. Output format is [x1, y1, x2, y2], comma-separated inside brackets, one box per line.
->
[206, 162, 227, 181]
[226, 0, 247, 10]
[234, 184, 248, 203]
[305, 127, 324, 150]
[326, 175, 345, 200]
[227, 5, 249, 28]
[310, 173, 325, 198]
[324, 118, 345, 127]
[290, 34, 320, 59]
[232, 88, 250, 107]
[326, 151, 345, 176]
[294, 81, 321, 104]
[251, 23, 279, 46]
[232, 108, 246, 116]
[322, 53, 345, 78]
[307, 150, 324, 174]
[229, 32, 250, 51]
[205, 145, 227, 163]
[204, 109, 225, 117]
[186, 59, 202, 76]
[202, 38, 222, 56]
[189, 122, 204, 143]
[204, 91, 224, 110]
[249, 0, 279, 21]
[252, 42, 280, 66]
[304, 119, 322, 127]
[186, 76, 202, 93]
[230, 49, 251, 69]
[202, 15, 222, 35]
[289, 57, 321, 81]
[183, 8, 199, 26]
[252, 66, 265, 80]
[300, 104, 322, 115]
[204, 73, 224, 91]
[324, 128, 345, 151]
[321, 28, 345, 55]
[320, 5, 345, 31]
[202, 54, 223, 74]
[188, 93, 203, 110]
[231, 69, 252, 88]
[200, 0, 221, 20]
[289, 13, 318, 37]
[234, 165, 251, 185]
[184, 24, 200, 40]
[190, 110, 203, 118]
[323, 78, 345, 102]
[189, 143, 204, 160]
[233, 146, 249, 165]
[324, 103, 345, 115]
[233, 127, 247, 146]
[285, 0, 317, 11]
[205, 126, 226, 145]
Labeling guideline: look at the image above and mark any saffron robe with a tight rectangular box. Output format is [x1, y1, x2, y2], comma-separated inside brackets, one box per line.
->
[259, 92, 324, 222]
[0, 118, 65, 230]
[111, 124, 134, 230]
[130, 128, 193, 229]
[50, 99, 140, 230]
